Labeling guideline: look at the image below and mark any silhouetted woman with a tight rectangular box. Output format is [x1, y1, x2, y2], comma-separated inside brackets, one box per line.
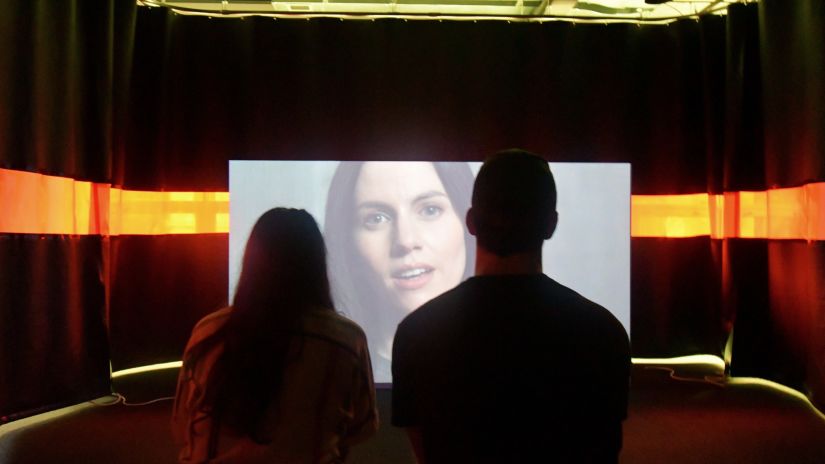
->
[172, 208, 378, 463]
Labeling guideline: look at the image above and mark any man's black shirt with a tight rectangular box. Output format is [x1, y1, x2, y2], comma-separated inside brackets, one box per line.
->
[391, 274, 631, 463]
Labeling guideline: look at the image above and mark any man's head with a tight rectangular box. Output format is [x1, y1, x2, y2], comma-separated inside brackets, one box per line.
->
[467, 149, 558, 256]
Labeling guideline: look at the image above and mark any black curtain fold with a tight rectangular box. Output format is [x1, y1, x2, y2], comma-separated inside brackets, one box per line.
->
[0, 0, 129, 182]
[120, 11, 725, 193]
[726, 0, 825, 407]
[0, 235, 110, 421]
[630, 238, 725, 357]
[722, 3, 764, 193]
[108, 235, 228, 371]
[0, 0, 135, 421]
[760, 0, 825, 187]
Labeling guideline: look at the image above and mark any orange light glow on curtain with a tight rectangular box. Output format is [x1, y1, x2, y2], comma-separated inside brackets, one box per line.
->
[630, 185, 825, 240]
[630, 193, 712, 238]
[0, 169, 106, 235]
[1, 169, 228, 235]
[1, 168, 823, 239]
[109, 189, 229, 235]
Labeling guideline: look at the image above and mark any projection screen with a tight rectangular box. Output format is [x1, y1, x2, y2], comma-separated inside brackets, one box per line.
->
[230, 161, 630, 383]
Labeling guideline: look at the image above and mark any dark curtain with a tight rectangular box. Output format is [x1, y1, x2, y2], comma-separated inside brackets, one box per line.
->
[108, 235, 228, 370]
[729, 0, 825, 410]
[119, 11, 724, 194]
[116, 9, 730, 361]
[2, 0, 824, 420]
[112, 1, 825, 413]
[0, 1, 136, 420]
[0, 0, 134, 181]
[0, 235, 110, 421]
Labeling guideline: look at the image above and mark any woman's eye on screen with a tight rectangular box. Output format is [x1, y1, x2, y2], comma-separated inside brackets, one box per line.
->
[361, 212, 391, 230]
[419, 204, 444, 220]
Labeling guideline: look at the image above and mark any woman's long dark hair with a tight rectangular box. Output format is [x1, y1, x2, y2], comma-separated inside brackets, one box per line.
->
[181, 208, 333, 441]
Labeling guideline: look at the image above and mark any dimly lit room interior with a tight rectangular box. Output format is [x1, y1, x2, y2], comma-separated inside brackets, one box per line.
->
[1, 0, 824, 462]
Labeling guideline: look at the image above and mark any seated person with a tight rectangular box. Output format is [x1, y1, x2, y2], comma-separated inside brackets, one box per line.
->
[172, 208, 378, 463]
[391, 149, 631, 463]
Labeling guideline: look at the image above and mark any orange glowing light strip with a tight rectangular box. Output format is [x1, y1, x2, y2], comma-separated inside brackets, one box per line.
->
[109, 189, 229, 235]
[1, 168, 824, 239]
[630, 184, 825, 240]
[0, 169, 228, 235]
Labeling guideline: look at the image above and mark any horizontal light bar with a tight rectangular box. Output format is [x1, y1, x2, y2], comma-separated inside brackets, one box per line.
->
[110, 361, 183, 379]
[2, 168, 824, 239]
[138, 0, 740, 24]
[632, 354, 726, 370]
[0, 169, 229, 235]
[727, 377, 825, 422]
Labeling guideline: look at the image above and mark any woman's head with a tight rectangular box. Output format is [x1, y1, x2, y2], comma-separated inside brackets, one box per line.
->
[325, 162, 475, 321]
[234, 207, 332, 314]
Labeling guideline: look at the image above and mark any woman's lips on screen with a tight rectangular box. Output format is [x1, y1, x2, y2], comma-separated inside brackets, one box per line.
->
[391, 264, 435, 290]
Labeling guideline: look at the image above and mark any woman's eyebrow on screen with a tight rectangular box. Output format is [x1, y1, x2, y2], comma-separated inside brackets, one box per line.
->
[357, 201, 394, 212]
[356, 191, 448, 211]
[411, 191, 448, 205]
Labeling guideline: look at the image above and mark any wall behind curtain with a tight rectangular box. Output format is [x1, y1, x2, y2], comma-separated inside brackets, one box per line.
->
[0, 0, 136, 420]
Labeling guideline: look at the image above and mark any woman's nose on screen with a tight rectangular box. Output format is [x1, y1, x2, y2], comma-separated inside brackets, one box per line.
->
[391, 214, 423, 256]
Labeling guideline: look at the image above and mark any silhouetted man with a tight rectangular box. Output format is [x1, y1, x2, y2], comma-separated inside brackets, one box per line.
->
[391, 149, 631, 463]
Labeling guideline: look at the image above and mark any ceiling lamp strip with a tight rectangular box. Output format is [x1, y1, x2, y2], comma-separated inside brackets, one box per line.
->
[138, 0, 748, 24]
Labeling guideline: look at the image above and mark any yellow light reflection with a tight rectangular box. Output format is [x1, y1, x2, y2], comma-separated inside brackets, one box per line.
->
[105, 357, 825, 419]
[216, 212, 230, 231]
[809, 183, 825, 240]
[631, 193, 711, 238]
[109, 189, 229, 235]
[727, 377, 825, 422]
[110, 361, 183, 379]
[767, 187, 806, 240]
[0, 169, 103, 235]
[632, 354, 727, 370]
[738, 191, 767, 238]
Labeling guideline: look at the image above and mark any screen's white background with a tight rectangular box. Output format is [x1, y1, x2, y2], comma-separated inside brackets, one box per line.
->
[229, 160, 631, 337]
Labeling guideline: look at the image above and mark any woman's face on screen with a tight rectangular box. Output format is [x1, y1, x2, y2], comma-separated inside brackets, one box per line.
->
[353, 162, 467, 313]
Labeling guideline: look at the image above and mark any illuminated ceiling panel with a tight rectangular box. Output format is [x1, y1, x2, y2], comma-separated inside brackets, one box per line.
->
[139, 0, 755, 23]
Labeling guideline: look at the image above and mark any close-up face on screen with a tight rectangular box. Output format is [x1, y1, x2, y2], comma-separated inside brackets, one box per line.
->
[230, 160, 631, 383]
[351, 162, 468, 315]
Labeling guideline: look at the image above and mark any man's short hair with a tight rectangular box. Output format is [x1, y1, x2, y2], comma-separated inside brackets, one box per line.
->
[471, 149, 557, 256]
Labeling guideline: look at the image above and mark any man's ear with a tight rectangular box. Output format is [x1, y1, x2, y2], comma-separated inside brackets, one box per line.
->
[466, 208, 477, 237]
[545, 211, 559, 240]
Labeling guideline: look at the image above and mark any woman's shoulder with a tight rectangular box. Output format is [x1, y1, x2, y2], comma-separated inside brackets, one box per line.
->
[186, 306, 232, 348]
[303, 308, 368, 349]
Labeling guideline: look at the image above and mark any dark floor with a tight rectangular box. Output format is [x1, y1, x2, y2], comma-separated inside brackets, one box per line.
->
[1, 363, 823, 463]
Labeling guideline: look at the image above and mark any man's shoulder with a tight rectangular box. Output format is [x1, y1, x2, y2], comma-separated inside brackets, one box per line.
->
[397, 279, 474, 331]
[542, 278, 628, 341]
[399, 274, 626, 341]
[545, 278, 614, 315]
